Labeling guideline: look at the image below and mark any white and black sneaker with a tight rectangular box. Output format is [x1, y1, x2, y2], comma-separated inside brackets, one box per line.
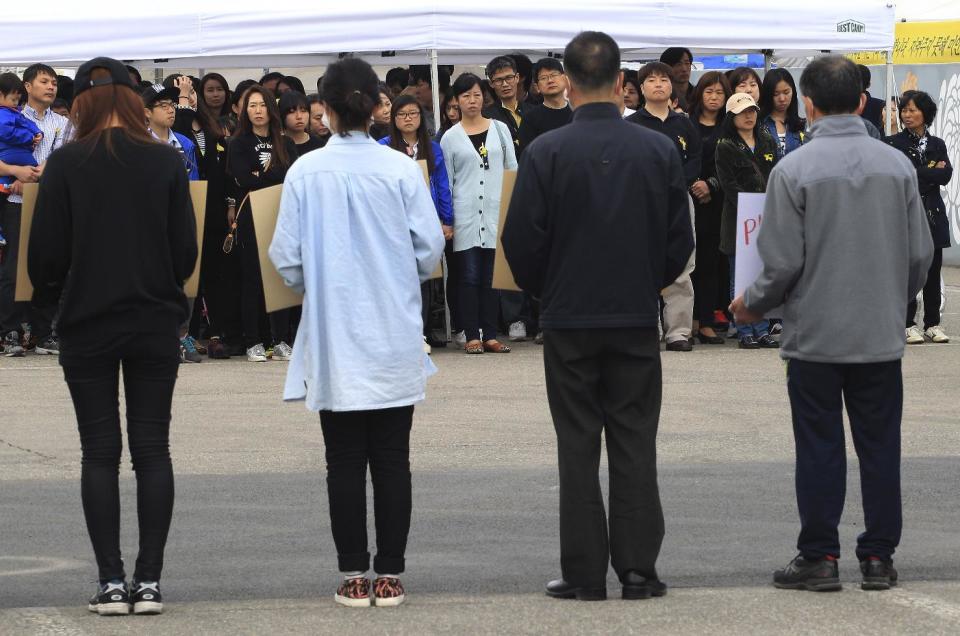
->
[88, 580, 131, 616]
[3, 330, 24, 357]
[131, 581, 163, 615]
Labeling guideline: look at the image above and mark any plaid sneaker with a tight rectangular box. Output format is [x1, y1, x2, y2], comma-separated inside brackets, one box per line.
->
[373, 576, 405, 607]
[335, 577, 371, 608]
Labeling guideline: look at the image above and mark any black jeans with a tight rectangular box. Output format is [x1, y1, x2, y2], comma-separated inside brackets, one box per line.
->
[787, 359, 903, 561]
[61, 332, 180, 583]
[444, 239, 460, 332]
[907, 247, 943, 329]
[458, 247, 497, 342]
[0, 201, 55, 340]
[320, 406, 414, 574]
[691, 232, 724, 326]
[543, 327, 665, 587]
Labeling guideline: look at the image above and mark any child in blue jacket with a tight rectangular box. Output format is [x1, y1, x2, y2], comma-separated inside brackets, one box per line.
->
[0, 73, 42, 247]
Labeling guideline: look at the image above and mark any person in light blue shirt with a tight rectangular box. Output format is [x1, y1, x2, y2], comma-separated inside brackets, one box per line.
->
[268, 58, 444, 609]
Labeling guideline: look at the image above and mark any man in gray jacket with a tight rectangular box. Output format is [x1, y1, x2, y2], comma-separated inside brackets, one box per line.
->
[730, 56, 933, 593]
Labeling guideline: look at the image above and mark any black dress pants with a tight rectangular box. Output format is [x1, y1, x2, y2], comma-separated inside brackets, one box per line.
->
[907, 247, 943, 329]
[60, 332, 180, 583]
[786, 359, 903, 561]
[320, 406, 414, 574]
[543, 327, 665, 587]
[0, 201, 55, 340]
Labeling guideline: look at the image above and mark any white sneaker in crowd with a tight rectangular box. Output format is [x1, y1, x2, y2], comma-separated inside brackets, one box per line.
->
[508, 321, 527, 341]
[246, 343, 268, 362]
[905, 326, 925, 345]
[273, 341, 293, 361]
[453, 331, 467, 347]
[924, 325, 950, 343]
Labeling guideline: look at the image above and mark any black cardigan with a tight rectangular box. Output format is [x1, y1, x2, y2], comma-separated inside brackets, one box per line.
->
[884, 130, 954, 248]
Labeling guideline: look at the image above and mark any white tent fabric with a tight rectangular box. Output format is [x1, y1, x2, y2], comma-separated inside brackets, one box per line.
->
[896, 1, 960, 21]
[6, 0, 894, 67]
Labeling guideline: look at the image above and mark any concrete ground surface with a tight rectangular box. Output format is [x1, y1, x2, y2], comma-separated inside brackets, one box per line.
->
[1, 268, 959, 635]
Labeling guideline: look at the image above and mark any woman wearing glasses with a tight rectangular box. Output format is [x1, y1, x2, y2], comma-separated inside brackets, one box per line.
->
[440, 73, 517, 354]
[380, 95, 454, 348]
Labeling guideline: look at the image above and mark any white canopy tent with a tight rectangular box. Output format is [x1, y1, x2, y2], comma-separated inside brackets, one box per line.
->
[6, 0, 897, 130]
[896, 1, 960, 21]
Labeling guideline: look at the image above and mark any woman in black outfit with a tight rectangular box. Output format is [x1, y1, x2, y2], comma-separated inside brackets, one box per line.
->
[28, 57, 197, 616]
[885, 90, 953, 344]
[226, 85, 298, 362]
[280, 90, 325, 155]
[689, 71, 731, 343]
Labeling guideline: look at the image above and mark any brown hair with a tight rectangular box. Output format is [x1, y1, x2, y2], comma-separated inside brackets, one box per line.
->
[690, 71, 732, 123]
[70, 68, 154, 155]
[236, 84, 291, 170]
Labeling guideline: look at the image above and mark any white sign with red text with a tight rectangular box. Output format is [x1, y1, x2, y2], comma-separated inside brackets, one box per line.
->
[734, 193, 781, 318]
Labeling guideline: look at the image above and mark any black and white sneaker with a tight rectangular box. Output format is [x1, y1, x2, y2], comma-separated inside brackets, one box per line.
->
[88, 580, 131, 616]
[131, 581, 163, 615]
[34, 336, 60, 355]
[3, 330, 24, 357]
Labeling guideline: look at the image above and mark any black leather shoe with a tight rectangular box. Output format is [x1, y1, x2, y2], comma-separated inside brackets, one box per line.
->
[666, 339, 693, 352]
[545, 579, 606, 601]
[696, 332, 725, 345]
[620, 571, 667, 600]
[758, 334, 780, 348]
[860, 557, 898, 590]
[773, 555, 842, 591]
[738, 335, 760, 349]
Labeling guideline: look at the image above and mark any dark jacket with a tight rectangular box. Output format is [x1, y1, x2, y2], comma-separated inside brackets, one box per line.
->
[861, 91, 886, 132]
[483, 101, 531, 154]
[694, 120, 724, 238]
[501, 102, 693, 330]
[884, 130, 953, 248]
[626, 107, 702, 186]
[28, 129, 197, 343]
[715, 128, 779, 255]
[761, 115, 806, 159]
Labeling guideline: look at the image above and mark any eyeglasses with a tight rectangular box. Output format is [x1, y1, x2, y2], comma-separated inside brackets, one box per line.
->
[490, 74, 518, 86]
[151, 101, 176, 110]
[396, 111, 421, 120]
[537, 72, 564, 83]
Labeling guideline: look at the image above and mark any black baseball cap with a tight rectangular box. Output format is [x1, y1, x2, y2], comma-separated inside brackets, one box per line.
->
[73, 57, 136, 98]
[140, 83, 180, 107]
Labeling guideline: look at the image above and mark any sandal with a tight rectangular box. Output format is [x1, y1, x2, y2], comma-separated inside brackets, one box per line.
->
[483, 339, 511, 353]
[465, 340, 484, 354]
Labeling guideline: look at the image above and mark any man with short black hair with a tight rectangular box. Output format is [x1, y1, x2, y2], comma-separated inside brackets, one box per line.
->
[731, 55, 934, 593]
[660, 47, 695, 111]
[518, 58, 572, 153]
[483, 55, 530, 152]
[0, 63, 71, 357]
[385, 67, 409, 98]
[627, 62, 701, 351]
[503, 30, 692, 603]
[857, 64, 885, 132]
[259, 71, 285, 96]
[407, 65, 450, 135]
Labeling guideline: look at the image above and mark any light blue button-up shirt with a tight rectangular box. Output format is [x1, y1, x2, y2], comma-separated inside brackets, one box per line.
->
[269, 133, 445, 412]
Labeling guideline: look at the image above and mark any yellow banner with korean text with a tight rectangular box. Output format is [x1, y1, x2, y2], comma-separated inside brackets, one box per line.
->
[849, 21, 960, 65]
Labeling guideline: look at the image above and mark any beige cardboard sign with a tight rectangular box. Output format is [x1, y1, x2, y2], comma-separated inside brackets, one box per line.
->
[16, 182, 209, 302]
[492, 170, 521, 292]
[250, 184, 304, 313]
[13, 183, 39, 302]
[183, 180, 208, 298]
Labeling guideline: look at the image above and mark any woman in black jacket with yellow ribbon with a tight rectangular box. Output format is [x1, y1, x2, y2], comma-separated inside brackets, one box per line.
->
[885, 90, 953, 344]
[715, 92, 779, 349]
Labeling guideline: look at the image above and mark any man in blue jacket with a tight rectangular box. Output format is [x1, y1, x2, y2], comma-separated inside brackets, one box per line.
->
[503, 31, 693, 602]
[731, 56, 933, 593]
[141, 84, 199, 181]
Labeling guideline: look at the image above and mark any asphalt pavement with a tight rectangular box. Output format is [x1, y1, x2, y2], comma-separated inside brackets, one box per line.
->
[1, 268, 959, 635]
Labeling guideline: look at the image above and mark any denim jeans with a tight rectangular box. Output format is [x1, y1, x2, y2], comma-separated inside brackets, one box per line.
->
[728, 255, 769, 338]
[458, 247, 497, 342]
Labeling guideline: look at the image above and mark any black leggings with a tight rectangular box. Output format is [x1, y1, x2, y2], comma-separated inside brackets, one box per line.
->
[61, 333, 180, 583]
[320, 406, 414, 574]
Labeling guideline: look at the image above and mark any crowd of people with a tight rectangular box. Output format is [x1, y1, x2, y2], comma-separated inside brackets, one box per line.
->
[2, 31, 951, 615]
[0, 49, 953, 363]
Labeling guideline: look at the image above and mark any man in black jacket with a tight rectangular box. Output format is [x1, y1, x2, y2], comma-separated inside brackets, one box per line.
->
[627, 62, 702, 352]
[502, 31, 693, 602]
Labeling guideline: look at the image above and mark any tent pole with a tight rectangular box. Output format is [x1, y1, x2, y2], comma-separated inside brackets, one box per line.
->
[763, 50, 772, 73]
[885, 49, 894, 135]
[429, 48, 451, 343]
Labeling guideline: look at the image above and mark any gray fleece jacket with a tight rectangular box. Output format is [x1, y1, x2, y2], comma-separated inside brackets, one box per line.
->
[744, 115, 934, 363]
